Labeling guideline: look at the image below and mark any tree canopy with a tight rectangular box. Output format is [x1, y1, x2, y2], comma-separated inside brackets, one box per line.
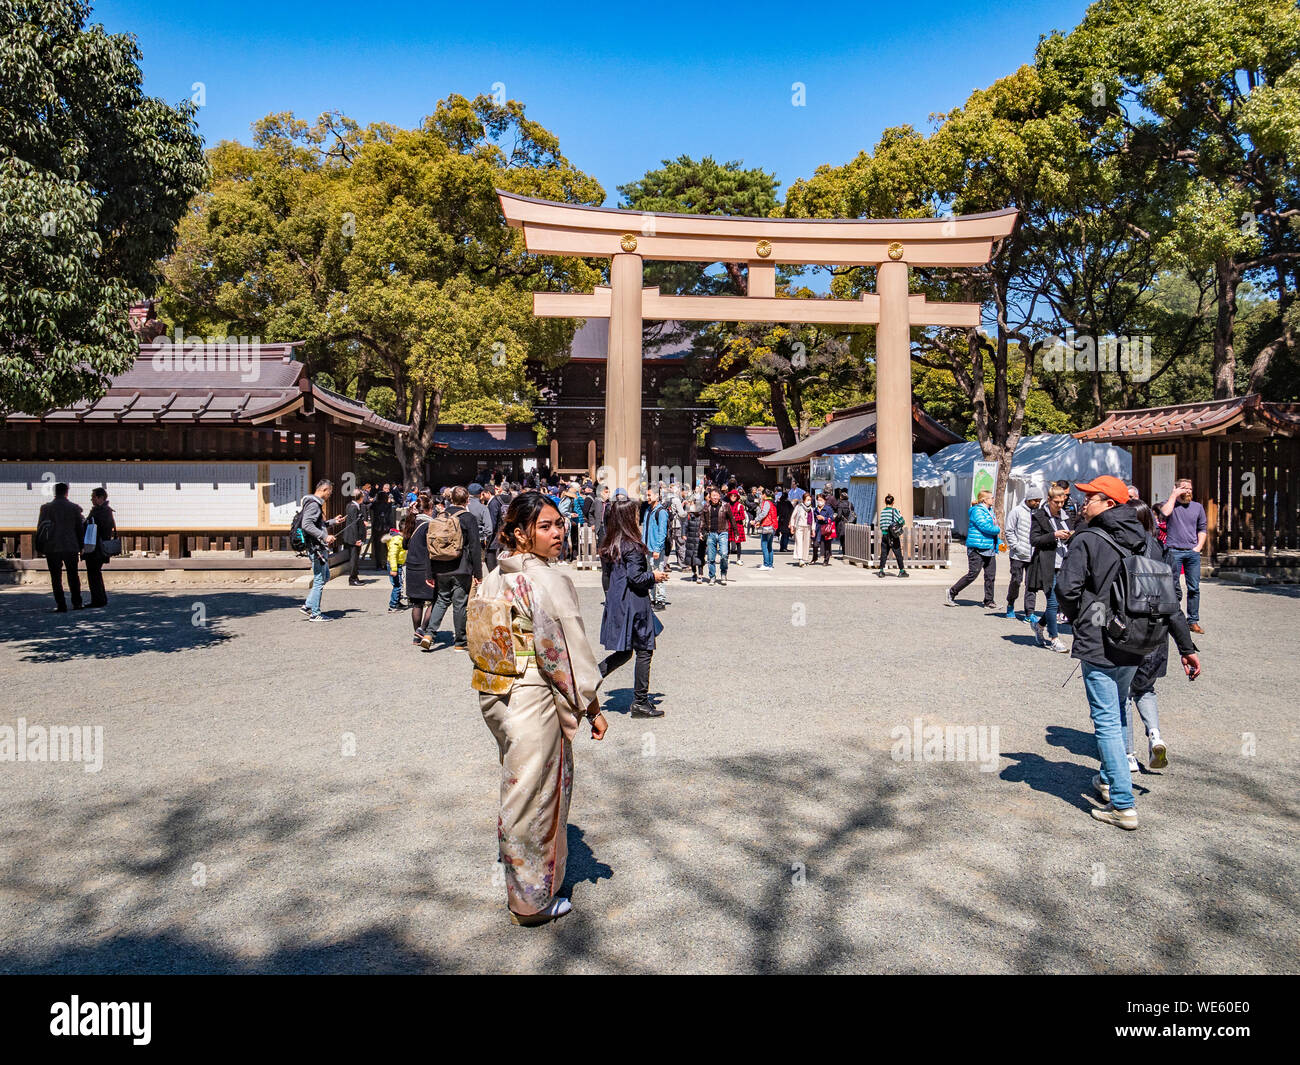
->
[0, 0, 207, 417]
[160, 95, 604, 482]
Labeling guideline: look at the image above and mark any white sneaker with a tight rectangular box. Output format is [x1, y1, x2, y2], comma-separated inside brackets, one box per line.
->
[1149, 731, 1168, 770]
[1090, 803, 1138, 831]
[1127, 753, 1140, 774]
[944, 592, 957, 607]
[1047, 637, 1069, 653]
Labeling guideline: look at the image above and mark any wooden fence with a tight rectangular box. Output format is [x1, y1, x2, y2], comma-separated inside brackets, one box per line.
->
[1211, 437, 1300, 556]
[1, 530, 296, 560]
[843, 523, 951, 568]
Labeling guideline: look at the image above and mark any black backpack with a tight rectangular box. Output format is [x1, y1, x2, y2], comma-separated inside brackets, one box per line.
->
[288, 496, 313, 556]
[1085, 528, 1180, 657]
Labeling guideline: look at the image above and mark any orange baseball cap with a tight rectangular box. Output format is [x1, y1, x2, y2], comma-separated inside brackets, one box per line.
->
[1074, 475, 1129, 506]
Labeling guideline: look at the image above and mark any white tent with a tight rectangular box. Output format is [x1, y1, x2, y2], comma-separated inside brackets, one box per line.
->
[826, 453, 945, 525]
[925, 434, 1132, 536]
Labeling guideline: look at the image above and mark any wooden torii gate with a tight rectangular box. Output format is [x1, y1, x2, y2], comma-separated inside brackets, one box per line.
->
[499, 190, 1016, 522]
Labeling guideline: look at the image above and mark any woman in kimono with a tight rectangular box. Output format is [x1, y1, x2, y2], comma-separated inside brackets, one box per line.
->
[472, 492, 607, 926]
[597, 497, 668, 718]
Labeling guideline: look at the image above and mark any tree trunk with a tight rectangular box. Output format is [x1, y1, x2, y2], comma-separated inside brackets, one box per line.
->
[1247, 262, 1294, 394]
[1213, 257, 1240, 399]
[770, 378, 796, 448]
[396, 383, 442, 488]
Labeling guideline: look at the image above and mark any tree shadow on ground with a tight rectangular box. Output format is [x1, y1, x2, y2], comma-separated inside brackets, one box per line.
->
[0, 745, 1295, 974]
[0, 590, 301, 663]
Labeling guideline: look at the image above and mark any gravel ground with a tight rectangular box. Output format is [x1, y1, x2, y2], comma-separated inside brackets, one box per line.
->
[0, 555, 1296, 974]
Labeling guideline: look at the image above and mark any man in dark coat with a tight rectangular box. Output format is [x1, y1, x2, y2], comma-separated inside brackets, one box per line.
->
[37, 482, 85, 612]
[776, 491, 794, 553]
[342, 491, 367, 585]
[1025, 485, 1073, 649]
[370, 484, 392, 570]
[1057, 476, 1200, 832]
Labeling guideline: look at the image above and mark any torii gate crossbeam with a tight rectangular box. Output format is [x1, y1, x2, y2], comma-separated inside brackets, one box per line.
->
[499, 190, 1016, 521]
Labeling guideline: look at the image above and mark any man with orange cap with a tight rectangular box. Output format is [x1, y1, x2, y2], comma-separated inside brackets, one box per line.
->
[1057, 476, 1201, 832]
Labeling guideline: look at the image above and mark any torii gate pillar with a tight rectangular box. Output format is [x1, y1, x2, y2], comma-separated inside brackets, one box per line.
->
[607, 252, 643, 489]
[875, 259, 913, 525]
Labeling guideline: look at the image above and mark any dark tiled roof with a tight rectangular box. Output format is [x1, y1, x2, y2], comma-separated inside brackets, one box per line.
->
[7, 341, 410, 434]
[706, 426, 784, 455]
[1075, 394, 1300, 442]
[434, 425, 538, 454]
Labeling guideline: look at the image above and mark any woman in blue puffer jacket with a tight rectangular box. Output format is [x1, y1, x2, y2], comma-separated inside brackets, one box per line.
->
[945, 489, 1002, 609]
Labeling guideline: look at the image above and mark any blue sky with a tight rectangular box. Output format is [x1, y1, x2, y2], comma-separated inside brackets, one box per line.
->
[97, 0, 1094, 204]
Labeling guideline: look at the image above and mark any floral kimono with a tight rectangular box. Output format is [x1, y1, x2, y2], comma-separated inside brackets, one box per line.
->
[472, 551, 602, 916]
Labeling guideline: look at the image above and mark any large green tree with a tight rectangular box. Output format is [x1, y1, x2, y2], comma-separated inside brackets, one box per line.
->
[1037, 0, 1300, 397]
[0, 0, 207, 416]
[161, 96, 603, 483]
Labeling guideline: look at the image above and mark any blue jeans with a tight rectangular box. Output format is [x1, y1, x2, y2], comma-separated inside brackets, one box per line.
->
[1168, 547, 1201, 622]
[1044, 574, 1060, 639]
[305, 554, 330, 616]
[650, 554, 667, 604]
[706, 532, 729, 579]
[760, 531, 774, 567]
[1082, 662, 1139, 810]
[388, 565, 404, 609]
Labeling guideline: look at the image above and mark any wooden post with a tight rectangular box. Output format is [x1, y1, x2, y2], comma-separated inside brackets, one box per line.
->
[876, 259, 914, 525]
[606, 252, 644, 497]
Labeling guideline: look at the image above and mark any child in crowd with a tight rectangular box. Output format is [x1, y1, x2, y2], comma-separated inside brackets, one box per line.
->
[385, 525, 407, 613]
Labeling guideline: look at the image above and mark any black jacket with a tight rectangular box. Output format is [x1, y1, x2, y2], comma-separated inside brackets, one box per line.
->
[428, 506, 483, 580]
[599, 544, 659, 651]
[1056, 503, 1196, 668]
[85, 503, 117, 561]
[342, 501, 366, 544]
[1026, 505, 1068, 592]
[403, 515, 433, 598]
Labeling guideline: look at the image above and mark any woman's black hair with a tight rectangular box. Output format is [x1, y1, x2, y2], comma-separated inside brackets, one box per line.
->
[598, 497, 648, 563]
[401, 493, 432, 545]
[498, 490, 560, 553]
[1132, 500, 1156, 535]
